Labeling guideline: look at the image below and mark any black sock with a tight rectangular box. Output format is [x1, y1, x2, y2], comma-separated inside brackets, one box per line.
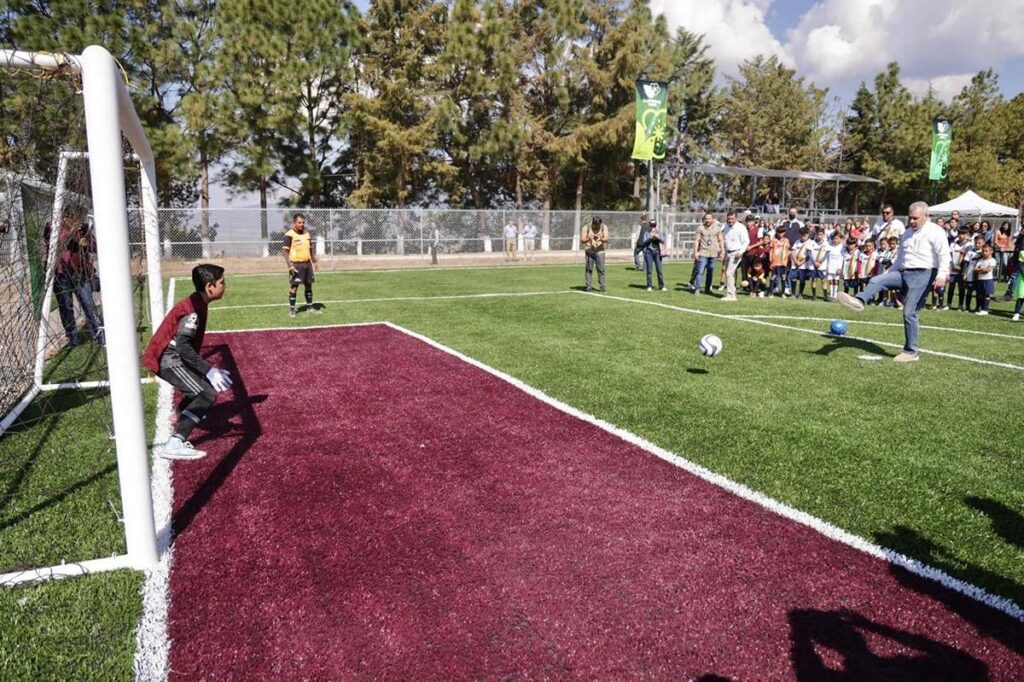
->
[305, 289, 313, 306]
[289, 292, 297, 309]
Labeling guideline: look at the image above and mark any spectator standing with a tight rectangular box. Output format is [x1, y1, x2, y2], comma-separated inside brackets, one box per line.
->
[47, 216, 105, 346]
[838, 201, 950, 363]
[944, 228, 971, 310]
[768, 227, 791, 297]
[973, 244, 996, 315]
[522, 220, 538, 262]
[689, 212, 724, 295]
[721, 211, 749, 301]
[994, 221, 1013, 281]
[871, 203, 906, 245]
[429, 223, 441, 265]
[638, 219, 667, 291]
[782, 208, 804, 252]
[503, 220, 519, 262]
[581, 216, 607, 293]
[634, 214, 648, 270]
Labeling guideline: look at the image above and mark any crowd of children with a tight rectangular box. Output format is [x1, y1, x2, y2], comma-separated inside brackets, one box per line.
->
[703, 211, 1023, 321]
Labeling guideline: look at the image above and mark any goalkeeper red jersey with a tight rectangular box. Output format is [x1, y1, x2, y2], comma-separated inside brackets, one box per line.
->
[142, 292, 208, 373]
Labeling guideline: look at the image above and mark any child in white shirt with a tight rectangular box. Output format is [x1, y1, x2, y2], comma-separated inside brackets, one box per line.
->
[973, 243, 997, 315]
[816, 231, 845, 301]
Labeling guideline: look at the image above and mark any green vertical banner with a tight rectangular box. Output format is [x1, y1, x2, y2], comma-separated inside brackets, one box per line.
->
[631, 79, 668, 161]
[929, 115, 952, 180]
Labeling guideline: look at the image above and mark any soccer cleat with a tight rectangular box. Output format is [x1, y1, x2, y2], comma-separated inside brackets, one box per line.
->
[154, 437, 206, 460]
[721, 296, 737, 302]
[289, 308, 297, 318]
[892, 351, 919, 363]
[308, 305, 323, 315]
[837, 292, 864, 312]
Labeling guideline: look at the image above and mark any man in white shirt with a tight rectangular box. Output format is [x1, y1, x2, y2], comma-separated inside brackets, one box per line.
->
[839, 201, 951, 362]
[522, 221, 538, 261]
[503, 221, 519, 262]
[870, 203, 906, 245]
[721, 210, 750, 301]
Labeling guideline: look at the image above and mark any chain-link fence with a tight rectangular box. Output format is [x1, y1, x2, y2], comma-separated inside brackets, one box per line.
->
[132, 207, 1018, 266]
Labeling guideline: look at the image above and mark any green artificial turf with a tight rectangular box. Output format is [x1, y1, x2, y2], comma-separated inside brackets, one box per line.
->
[2, 260, 1022, 678]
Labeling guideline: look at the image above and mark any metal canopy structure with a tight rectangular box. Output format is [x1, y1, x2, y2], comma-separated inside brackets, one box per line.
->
[679, 162, 882, 213]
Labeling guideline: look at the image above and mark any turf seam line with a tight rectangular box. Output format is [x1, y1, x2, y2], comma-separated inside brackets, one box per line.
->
[209, 290, 570, 312]
[586, 292, 1024, 371]
[730, 314, 1024, 341]
[382, 320, 1024, 623]
[134, 277, 177, 682]
[221, 261, 580, 278]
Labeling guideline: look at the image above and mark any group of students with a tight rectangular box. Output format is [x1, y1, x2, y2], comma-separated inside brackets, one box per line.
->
[685, 206, 1024, 319]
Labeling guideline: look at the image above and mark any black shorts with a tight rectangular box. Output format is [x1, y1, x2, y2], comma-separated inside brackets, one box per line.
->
[289, 261, 314, 286]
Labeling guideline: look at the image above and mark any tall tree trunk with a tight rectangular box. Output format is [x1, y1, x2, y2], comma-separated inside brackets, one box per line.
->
[515, 166, 523, 212]
[199, 147, 210, 239]
[633, 161, 641, 199]
[574, 166, 584, 234]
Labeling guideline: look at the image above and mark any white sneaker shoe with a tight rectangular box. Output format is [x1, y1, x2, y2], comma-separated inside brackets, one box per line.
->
[646, 287, 653, 292]
[721, 296, 737, 302]
[1013, 313, 1021, 322]
[154, 437, 207, 460]
[975, 310, 989, 316]
[837, 292, 865, 312]
[659, 287, 667, 291]
[892, 351, 919, 363]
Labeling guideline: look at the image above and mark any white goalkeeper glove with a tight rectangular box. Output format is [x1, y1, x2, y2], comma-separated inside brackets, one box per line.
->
[206, 367, 233, 392]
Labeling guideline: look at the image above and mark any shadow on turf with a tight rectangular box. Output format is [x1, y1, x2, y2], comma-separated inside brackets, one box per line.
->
[172, 344, 262, 539]
[685, 368, 709, 375]
[965, 496, 1024, 550]
[787, 608, 987, 680]
[874, 525, 1024, 656]
[807, 335, 891, 358]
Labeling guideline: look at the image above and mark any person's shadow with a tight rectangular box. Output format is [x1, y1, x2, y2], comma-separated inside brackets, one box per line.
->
[807, 335, 891, 358]
[965, 496, 1024, 550]
[874, 525, 1024, 656]
[172, 344, 263, 538]
[788, 608, 987, 680]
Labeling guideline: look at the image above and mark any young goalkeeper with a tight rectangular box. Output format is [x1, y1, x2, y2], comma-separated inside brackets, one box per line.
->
[143, 263, 232, 460]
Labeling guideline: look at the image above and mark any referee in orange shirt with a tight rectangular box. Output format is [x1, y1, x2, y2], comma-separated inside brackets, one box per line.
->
[282, 213, 321, 318]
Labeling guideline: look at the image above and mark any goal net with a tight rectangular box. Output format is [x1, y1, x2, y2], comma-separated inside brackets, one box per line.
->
[0, 47, 163, 584]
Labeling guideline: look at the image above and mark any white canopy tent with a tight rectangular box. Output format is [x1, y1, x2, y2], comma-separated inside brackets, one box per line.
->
[930, 190, 1018, 216]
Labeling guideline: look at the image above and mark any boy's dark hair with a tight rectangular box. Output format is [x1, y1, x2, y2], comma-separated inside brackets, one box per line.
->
[293, 213, 306, 222]
[192, 263, 225, 292]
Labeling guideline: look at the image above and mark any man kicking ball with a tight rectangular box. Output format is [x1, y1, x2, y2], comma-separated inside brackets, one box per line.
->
[144, 264, 233, 459]
[838, 201, 949, 363]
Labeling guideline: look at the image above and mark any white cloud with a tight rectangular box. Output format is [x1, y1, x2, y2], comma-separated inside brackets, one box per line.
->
[785, 0, 1024, 97]
[653, 0, 1024, 101]
[649, 0, 792, 80]
[903, 73, 976, 102]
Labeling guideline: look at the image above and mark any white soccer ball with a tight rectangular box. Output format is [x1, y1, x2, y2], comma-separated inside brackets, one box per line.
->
[699, 333, 723, 357]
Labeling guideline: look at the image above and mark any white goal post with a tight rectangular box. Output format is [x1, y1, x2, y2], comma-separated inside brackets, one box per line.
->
[0, 46, 164, 582]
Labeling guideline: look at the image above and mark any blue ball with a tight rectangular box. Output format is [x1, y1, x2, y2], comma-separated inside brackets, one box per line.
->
[830, 319, 848, 336]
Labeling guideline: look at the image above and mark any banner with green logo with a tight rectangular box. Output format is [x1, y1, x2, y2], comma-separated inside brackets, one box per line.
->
[928, 116, 952, 180]
[631, 79, 668, 161]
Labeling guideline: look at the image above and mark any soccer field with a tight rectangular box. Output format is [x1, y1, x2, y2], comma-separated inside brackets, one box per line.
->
[2, 261, 1023, 678]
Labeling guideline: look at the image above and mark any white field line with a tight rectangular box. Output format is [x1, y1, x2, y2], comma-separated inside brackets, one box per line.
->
[733, 314, 1024, 341]
[588, 292, 1024, 371]
[210, 289, 569, 312]
[383, 321, 1024, 622]
[134, 278, 177, 682]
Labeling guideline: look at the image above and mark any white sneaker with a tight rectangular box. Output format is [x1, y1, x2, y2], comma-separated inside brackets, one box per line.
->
[659, 287, 667, 292]
[721, 296, 737, 302]
[154, 437, 207, 460]
[1013, 313, 1020, 322]
[893, 351, 919, 363]
[757, 292, 765, 298]
[646, 287, 653, 292]
[976, 310, 989, 316]
[837, 292, 865, 312]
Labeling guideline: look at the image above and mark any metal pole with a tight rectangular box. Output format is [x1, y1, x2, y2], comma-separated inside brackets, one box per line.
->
[646, 161, 654, 214]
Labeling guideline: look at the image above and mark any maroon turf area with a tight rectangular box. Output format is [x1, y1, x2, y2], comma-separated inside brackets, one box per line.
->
[167, 324, 1024, 680]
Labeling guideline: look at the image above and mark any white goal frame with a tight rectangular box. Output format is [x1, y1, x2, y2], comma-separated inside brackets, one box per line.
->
[0, 46, 163, 583]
